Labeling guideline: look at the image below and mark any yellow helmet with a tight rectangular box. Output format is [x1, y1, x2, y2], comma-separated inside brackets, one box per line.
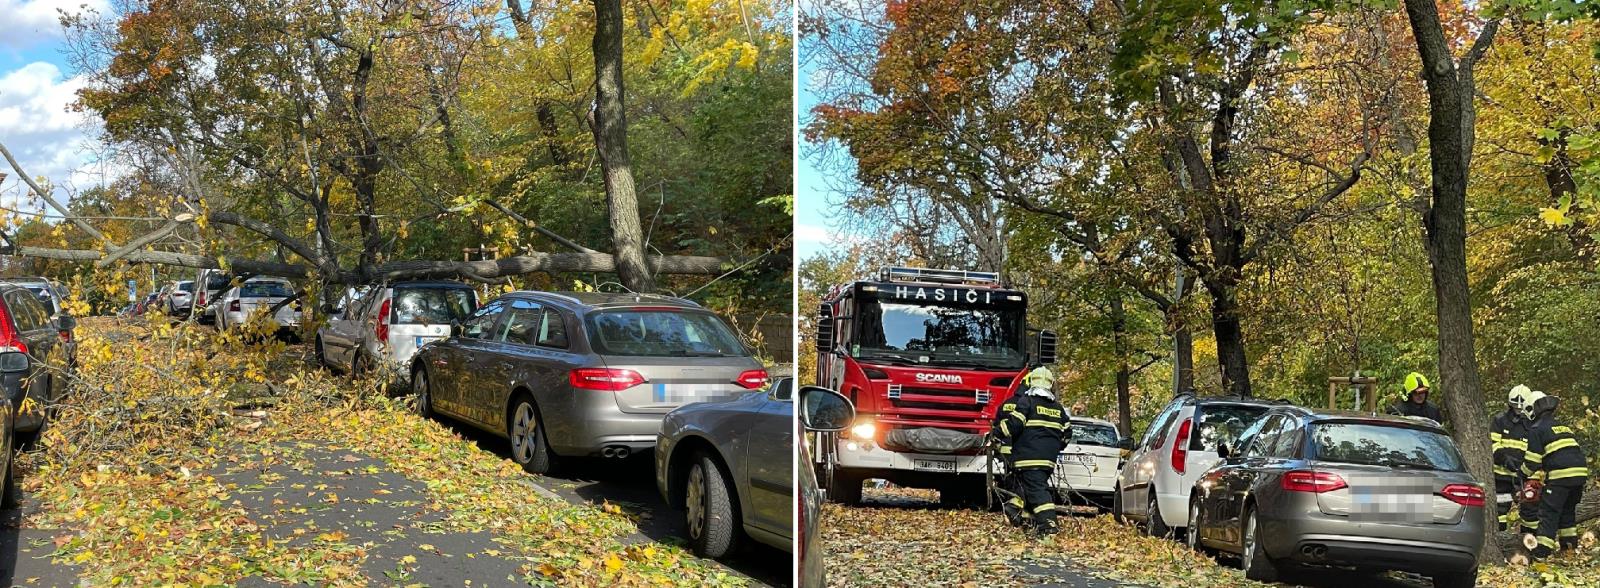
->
[1403, 372, 1431, 395]
[1025, 366, 1055, 389]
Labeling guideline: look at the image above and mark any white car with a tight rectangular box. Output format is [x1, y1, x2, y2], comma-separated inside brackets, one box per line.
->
[1052, 417, 1131, 508]
[1114, 393, 1278, 538]
[165, 280, 195, 316]
[216, 278, 302, 331]
[316, 281, 477, 378]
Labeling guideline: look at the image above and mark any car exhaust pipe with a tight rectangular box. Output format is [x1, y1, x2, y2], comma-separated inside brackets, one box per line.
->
[612, 446, 630, 459]
[601, 445, 630, 458]
[1300, 544, 1327, 560]
[602, 447, 616, 458]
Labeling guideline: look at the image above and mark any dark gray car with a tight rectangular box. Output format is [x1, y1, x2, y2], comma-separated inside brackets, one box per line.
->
[656, 377, 793, 558]
[411, 291, 767, 474]
[1186, 406, 1484, 588]
[0, 284, 74, 445]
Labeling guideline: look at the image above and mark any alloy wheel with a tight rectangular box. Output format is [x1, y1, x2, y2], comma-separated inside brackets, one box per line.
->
[687, 463, 707, 540]
[510, 403, 537, 463]
[1244, 512, 1257, 570]
[414, 372, 429, 415]
[1187, 501, 1201, 551]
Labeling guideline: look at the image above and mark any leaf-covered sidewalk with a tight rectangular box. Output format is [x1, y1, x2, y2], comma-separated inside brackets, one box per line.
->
[5, 318, 750, 586]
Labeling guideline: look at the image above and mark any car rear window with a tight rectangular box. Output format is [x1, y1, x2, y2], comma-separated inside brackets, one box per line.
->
[178, 282, 194, 292]
[391, 287, 476, 324]
[585, 309, 748, 357]
[1309, 422, 1464, 472]
[241, 281, 294, 298]
[1191, 404, 1270, 450]
[1070, 422, 1119, 446]
[206, 274, 231, 290]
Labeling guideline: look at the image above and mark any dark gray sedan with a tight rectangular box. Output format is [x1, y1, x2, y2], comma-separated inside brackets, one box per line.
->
[1186, 406, 1484, 588]
[656, 377, 793, 558]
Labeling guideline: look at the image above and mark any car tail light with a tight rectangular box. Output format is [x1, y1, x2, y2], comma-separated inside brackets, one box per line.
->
[0, 302, 25, 355]
[197, 291, 206, 307]
[569, 368, 646, 391]
[1170, 417, 1192, 474]
[1282, 470, 1348, 493]
[229, 300, 241, 312]
[1441, 483, 1486, 507]
[375, 299, 391, 342]
[733, 369, 769, 389]
[58, 328, 71, 343]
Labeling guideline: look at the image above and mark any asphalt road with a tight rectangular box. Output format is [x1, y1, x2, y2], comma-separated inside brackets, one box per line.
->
[439, 417, 793, 587]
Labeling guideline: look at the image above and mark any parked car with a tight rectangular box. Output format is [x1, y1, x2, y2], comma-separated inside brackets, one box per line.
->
[164, 280, 196, 316]
[2, 277, 65, 317]
[1115, 392, 1280, 537]
[193, 269, 235, 324]
[656, 376, 792, 559]
[316, 281, 477, 379]
[799, 385, 854, 588]
[1185, 405, 1484, 587]
[1054, 417, 1133, 509]
[0, 284, 75, 445]
[410, 291, 767, 474]
[216, 278, 302, 332]
[0, 341, 18, 507]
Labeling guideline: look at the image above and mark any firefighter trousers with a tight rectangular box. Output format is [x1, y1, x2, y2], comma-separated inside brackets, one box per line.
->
[1532, 480, 1586, 558]
[1016, 467, 1057, 535]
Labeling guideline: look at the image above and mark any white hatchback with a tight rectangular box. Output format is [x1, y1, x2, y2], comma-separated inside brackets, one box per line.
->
[1052, 417, 1129, 507]
[1115, 394, 1278, 538]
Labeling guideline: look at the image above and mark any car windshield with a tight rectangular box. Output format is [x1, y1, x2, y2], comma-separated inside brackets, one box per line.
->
[240, 281, 294, 298]
[585, 310, 748, 357]
[391, 287, 476, 324]
[854, 299, 1026, 370]
[1193, 404, 1270, 450]
[1070, 423, 1119, 447]
[1309, 422, 1464, 472]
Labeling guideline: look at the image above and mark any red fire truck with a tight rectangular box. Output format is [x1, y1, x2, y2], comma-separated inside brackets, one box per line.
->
[812, 267, 1056, 506]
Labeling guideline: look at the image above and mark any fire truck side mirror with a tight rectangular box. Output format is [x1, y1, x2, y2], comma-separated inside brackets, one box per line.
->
[1036, 329, 1058, 365]
[815, 303, 834, 352]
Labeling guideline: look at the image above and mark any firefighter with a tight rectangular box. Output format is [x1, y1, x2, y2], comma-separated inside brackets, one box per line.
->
[1385, 372, 1445, 424]
[991, 366, 1071, 535]
[1519, 390, 1589, 559]
[1491, 385, 1534, 532]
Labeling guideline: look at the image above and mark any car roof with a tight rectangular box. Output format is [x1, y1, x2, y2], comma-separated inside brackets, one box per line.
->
[518, 291, 703, 309]
[386, 280, 472, 289]
[1267, 405, 1448, 432]
[1180, 393, 1293, 408]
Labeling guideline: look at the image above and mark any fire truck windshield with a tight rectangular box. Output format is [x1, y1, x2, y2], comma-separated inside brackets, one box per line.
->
[853, 299, 1026, 370]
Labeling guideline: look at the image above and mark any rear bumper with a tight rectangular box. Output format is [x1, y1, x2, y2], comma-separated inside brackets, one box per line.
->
[1055, 470, 1117, 495]
[548, 408, 664, 456]
[1281, 533, 1478, 574]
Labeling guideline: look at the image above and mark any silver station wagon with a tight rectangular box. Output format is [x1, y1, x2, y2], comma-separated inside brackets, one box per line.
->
[410, 291, 768, 474]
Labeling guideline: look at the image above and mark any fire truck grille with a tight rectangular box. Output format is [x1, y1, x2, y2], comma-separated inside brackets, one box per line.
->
[888, 386, 989, 412]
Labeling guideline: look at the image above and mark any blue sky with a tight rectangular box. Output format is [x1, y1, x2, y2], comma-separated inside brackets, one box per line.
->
[795, 54, 844, 262]
[0, 0, 112, 213]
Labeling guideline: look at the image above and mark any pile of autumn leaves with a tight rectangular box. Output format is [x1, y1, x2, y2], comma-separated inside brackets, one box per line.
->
[822, 487, 1600, 588]
[18, 317, 746, 586]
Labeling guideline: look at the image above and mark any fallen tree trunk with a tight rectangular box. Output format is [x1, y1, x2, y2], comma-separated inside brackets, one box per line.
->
[15, 245, 725, 283]
[1495, 483, 1600, 553]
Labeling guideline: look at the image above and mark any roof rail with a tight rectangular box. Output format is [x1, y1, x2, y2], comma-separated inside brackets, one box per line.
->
[530, 291, 582, 305]
[877, 266, 1001, 286]
[634, 292, 702, 308]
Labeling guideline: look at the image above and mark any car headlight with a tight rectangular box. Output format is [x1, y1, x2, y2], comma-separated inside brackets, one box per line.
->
[851, 421, 875, 439]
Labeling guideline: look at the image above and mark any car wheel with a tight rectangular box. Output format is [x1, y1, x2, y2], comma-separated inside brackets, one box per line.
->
[2, 445, 19, 509]
[1241, 508, 1279, 582]
[1432, 568, 1477, 588]
[507, 397, 555, 474]
[1112, 484, 1125, 524]
[686, 453, 740, 558]
[412, 369, 433, 419]
[314, 337, 328, 369]
[1186, 497, 1210, 555]
[1147, 489, 1172, 538]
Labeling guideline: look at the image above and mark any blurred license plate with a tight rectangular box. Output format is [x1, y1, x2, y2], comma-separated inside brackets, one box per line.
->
[654, 383, 721, 403]
[414, 335, 442, 347]
[913, 458, 956, 472]
[1352, 480, 1432, 523]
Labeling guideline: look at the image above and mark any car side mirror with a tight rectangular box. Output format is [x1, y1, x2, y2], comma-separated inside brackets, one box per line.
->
[800, 386, 855, 432]
[0, 351, 27, 372]
[1216, 442, 1231, 460]
[1117, 437, 1134, 451]
[53, 314, 76, 332]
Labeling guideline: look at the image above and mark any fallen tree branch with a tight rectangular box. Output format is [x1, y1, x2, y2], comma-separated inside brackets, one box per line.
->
[15, 244, 724, 282]
[0, 141, 110, 244]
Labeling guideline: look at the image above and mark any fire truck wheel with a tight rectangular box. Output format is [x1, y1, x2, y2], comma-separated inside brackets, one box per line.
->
[687, 453, 739, 558]
[828, 470, 862, 506]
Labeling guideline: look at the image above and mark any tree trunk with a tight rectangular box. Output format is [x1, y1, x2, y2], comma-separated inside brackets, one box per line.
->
[1207, 279, 1251, 396]
[1400, 0, 1502, 563]
[1112, 293, 1133, 437]
[591, 0, 657, 292]
[1173, 322, 1194, 393]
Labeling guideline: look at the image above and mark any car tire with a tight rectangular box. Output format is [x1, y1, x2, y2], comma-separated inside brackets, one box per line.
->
[507, 396, 555, 475]
[314, 337, 329, 370]
[1147, 489, 1172, 539]
[1112, 484, 1125, 524]
[2, 447, 19, 509]
[687, 453, 740, 558]
[1241, 508, 1279, 582]
[412, 369, 433, 419]
[1432, 568, 1477, 588]
[1186, 497, 1210, 555]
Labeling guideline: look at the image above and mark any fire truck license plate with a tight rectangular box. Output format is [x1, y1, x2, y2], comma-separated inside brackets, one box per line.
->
[913, 458, 956, 472]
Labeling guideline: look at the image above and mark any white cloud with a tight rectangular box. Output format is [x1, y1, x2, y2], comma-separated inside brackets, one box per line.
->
[0, 60, 104, 212]
[0, 0, 108, 50]
[796, 223, 831, 243]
